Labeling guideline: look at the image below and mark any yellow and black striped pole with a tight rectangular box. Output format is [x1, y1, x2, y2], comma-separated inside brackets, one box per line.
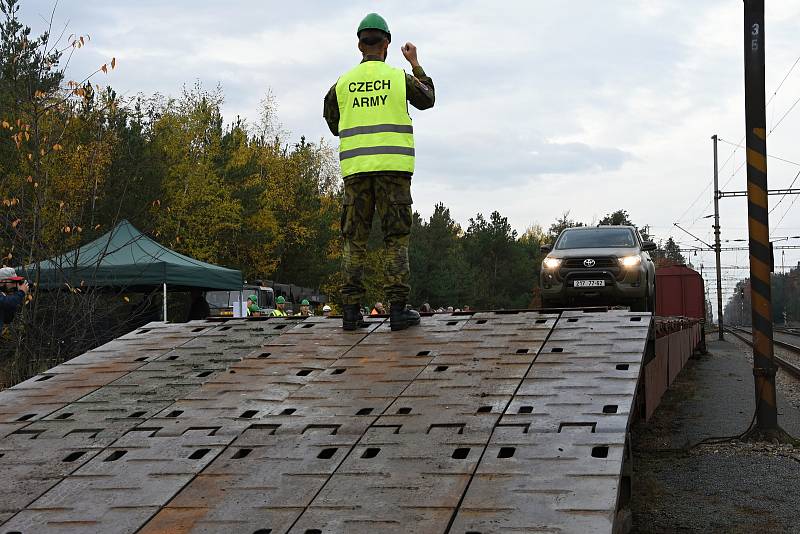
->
[743, 0, 778, 431]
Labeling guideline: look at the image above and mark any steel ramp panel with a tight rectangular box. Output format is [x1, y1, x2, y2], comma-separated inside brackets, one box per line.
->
[449, 432, 628, 534]
[450, 309, 651, 534]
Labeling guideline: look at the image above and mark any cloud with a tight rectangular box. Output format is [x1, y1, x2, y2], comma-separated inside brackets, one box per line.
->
[418, 132, 632, 188]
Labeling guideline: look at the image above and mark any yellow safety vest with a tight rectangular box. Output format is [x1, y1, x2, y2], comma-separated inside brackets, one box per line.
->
[335, 61, 414, 177]
[271, 308, 287, 317]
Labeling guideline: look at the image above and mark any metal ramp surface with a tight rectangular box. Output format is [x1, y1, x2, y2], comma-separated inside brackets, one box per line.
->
[0, 310, 651, 534]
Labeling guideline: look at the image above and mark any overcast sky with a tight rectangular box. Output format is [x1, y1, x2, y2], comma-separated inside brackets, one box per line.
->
[19, 0, 800, 314]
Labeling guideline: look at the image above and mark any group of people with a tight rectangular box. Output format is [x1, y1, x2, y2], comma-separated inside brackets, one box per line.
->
[366, 302, 471, 315]
[247, 295, 331, 318]
[241, 297, 475, 320]
[419, 304, 471, 314]
[240, 298, 467, 320]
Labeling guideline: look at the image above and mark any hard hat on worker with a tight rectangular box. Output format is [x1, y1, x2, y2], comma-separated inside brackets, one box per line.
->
[276, 296, 286, 304]
[301, 299, 310, 306]
[357, 13, 390, 42]
[248, 295, 258, 302]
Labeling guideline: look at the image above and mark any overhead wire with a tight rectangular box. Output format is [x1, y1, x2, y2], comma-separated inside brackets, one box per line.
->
[770, 95, 800, 134]
[675, 141, 744, 226]
[687, 151, 747, 227]
[767, 54, 800, 107]
[678, 138, 747, 227]
[677, 54, 800, 228]
[689, 115, 800, 229]
[769, 169, 800, 216]
[677, 133, 749, 226]
[773, 191, 800, 235]
[716, 137, 800, 167]
[765, 81, 800, 233]
[764, 66, 800, 232]
[717, 136, 743, 174]
[766, 53, 800, 132]
[676, 181, 714, 224]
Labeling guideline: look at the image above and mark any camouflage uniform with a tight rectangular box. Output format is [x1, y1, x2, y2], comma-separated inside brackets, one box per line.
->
[324, 56, 435, 306]
[340, 174, 413, 305]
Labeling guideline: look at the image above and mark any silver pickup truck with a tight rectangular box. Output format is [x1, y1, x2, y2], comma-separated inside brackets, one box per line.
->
[540, 225, 657, 311]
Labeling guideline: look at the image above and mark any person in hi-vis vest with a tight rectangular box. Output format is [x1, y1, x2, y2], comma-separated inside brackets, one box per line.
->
[323, 12, 435, 331]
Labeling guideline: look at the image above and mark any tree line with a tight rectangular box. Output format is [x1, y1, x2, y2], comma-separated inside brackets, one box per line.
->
[724, 268, 800, 326]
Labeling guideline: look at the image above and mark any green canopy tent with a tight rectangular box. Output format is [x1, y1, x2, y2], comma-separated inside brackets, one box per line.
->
[22, 220, 242, 320]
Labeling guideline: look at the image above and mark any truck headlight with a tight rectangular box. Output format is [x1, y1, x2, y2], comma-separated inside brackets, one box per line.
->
[619, 255, 641, 268]
[543, 257, 562, 269]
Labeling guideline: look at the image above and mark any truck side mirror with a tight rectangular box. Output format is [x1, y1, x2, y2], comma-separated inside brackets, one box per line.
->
[540, 244, 552, 254]
[642, 241, 657, 252]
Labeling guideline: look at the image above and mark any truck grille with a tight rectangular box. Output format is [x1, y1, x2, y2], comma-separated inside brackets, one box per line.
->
[557, 256, 622, 282]
[563, 257, 617, 268]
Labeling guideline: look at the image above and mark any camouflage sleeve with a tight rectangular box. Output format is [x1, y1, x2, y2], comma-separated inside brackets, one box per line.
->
[323, 84, 339, 136]
[406, 65, 435, 110]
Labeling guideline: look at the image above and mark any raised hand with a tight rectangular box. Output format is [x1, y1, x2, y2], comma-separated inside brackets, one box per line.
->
[401, 42, 419, 67]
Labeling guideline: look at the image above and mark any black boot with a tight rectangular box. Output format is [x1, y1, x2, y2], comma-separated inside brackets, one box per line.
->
[342, 304, 369, 331]
[390, 303, 421, 331]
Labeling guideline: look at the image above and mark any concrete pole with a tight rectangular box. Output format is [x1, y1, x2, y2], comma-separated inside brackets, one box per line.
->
[712, 134, 724, 340]
[163, 283, 168, 322]
[743, 0, 778, 431]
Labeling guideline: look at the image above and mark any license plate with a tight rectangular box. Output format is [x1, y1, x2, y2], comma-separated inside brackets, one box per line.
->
[574, 280, 605, 288]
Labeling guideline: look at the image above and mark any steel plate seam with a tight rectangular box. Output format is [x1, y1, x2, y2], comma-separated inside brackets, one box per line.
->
[283, 317, 439, 533]
[442, 312, 561, 533]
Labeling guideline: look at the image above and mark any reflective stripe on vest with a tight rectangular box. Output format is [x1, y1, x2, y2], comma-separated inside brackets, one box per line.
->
[335, 61, 414, 177]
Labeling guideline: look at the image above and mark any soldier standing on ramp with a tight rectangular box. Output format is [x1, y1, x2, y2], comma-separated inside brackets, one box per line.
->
[323, 13, 435, 331]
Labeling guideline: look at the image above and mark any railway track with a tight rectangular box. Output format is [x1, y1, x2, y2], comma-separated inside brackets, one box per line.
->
[726, 326, 800, 380]
[776, 326, 800, 339]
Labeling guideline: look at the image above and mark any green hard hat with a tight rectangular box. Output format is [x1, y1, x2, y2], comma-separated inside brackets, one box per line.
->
[248, 295, 258, 302]
[276, 296, 286, 304]
[357, 13, 390, 40]
[301, 299, 310, 306]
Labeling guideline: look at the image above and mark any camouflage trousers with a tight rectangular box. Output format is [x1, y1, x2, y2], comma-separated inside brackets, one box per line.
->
[340, 174, 413, 306]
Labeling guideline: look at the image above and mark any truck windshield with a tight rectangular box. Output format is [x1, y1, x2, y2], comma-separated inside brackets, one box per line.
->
[206, 291, 233, 308]
[556, 228, 637, 249]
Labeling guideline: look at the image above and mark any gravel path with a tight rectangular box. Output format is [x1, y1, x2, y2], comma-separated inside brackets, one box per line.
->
[631, 338, 800, 533]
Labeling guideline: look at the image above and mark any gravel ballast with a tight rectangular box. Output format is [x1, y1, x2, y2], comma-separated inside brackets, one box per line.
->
[630, 338, 800, 533]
